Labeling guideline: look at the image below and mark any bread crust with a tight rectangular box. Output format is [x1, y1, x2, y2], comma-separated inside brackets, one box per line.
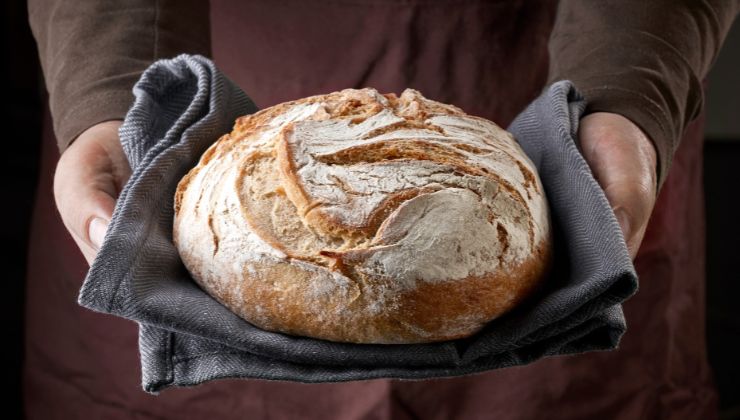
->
[173, 88, 552, 344]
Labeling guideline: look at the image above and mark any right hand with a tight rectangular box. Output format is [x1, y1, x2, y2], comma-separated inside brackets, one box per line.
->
[577, 112, 658, 260]
[53, 120, 131, 265]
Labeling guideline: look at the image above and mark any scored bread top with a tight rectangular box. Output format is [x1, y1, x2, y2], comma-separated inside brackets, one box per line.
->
[173, 88, 550, 343]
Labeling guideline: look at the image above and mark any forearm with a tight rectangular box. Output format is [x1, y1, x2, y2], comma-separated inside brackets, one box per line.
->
[28, 0, 211, 153]
[548, 0, 740, 190]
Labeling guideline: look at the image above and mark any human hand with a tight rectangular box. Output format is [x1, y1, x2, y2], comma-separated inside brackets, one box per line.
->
[577, 112, 658, 260]
[53, 121, 131, 265]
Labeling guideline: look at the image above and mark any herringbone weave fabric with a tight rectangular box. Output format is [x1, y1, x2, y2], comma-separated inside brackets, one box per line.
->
[78, 55, 638, 393]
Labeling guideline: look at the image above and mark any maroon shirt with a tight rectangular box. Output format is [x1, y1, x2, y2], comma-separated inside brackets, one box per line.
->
[28, 0, 740, 189]
[24, 0, 735, 418]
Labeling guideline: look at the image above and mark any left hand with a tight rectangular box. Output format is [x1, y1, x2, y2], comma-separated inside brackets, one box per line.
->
[577, 112, 658, 260]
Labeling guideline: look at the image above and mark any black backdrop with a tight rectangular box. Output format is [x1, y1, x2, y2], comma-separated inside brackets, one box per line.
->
[3, 0, 41, 418]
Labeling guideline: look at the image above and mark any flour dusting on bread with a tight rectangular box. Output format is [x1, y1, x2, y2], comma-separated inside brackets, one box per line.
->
[173, 88, 551, 344]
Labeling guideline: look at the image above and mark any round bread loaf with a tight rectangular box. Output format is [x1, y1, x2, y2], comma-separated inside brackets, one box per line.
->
[173, 88, 551, 344]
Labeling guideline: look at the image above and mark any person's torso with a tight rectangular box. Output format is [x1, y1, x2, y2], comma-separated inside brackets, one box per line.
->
[211, 0, 557, 128]
[24, 1, 716, 418]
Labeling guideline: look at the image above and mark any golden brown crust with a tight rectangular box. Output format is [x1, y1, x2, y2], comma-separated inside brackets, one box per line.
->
[175, 239, 551, 344]
[173, 87, 552, 344]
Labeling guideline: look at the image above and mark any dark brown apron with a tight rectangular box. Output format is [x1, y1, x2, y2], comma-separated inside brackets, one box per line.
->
[24, 1, 717, 418]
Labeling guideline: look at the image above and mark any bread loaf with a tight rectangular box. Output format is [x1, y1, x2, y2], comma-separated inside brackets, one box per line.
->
[173, 88, 551, 344]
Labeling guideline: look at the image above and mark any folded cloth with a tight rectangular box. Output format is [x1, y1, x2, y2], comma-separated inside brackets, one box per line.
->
[79, 54, 638, 393]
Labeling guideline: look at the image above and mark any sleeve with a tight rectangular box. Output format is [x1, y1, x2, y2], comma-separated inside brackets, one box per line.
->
[28, 0, 211, 153]
[548, 0, 740, 190]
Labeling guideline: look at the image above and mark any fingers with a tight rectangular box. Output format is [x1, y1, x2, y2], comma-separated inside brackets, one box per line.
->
[53, 120, 130, 265]
[577, 112, 658, 260]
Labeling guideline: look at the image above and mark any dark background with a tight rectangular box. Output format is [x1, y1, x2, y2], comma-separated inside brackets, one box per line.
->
[703, 17, 740, 420]
[4, 1, 41, 417]
[4, 1, 739, 419]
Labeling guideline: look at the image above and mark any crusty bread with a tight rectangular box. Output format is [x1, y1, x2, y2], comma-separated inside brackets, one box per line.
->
[173, 88, 551, 344]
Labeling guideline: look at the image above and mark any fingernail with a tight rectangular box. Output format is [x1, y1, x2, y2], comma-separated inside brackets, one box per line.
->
[614, 209, 631, 242]
[89, 217, 109, 250]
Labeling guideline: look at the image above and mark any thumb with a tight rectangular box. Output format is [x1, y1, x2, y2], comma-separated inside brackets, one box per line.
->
[88, 216, 109, 251]
[54, 121, 129, 265]
[577, 113, 658, 260]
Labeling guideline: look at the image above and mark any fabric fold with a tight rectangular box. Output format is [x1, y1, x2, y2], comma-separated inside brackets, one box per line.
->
[79, 54, 638, 393]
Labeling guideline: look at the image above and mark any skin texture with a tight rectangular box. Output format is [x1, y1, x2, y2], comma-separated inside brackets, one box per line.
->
[53, 120, 130, 265]
[54, 113, 656, 265]
[577, 112, 658, 260]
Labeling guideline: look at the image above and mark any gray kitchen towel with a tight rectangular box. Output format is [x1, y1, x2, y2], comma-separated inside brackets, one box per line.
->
[79, 54, 638, 393]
